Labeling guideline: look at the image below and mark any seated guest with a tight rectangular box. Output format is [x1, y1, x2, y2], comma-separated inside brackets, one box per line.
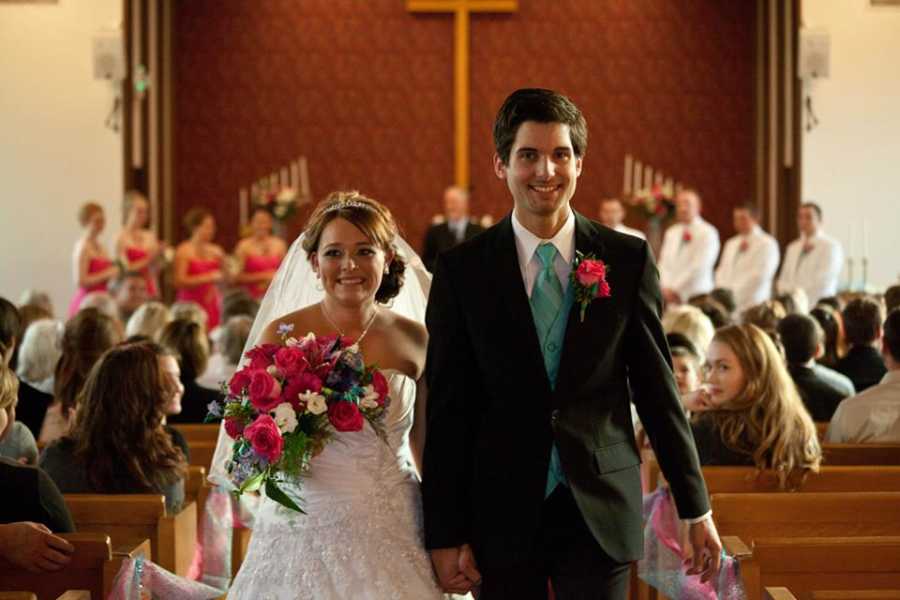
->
[818, 296, 843, 312]
[688, 296, 733, 329]
[10, 304, 51, 372]
[826, 309, 900, 443]
[170, 301, 208, 331]
[710, 288, 737, 319]
[18, 289, 54, 317]
[777, 314, 855, 422]
[775, 288, 810, 316]
[160, 319, 221, 423]
[835, 297, 887, 392]
[41, 309, 121, 446]
[0, 297, 20, 367]
[713, 203, 780, 313]
[662, 304, 715, 362]
[40, 342, 187, 513]
[109, 271, 149, 323]
[0, 363, 37, 465]
[740, 299, 787, 337]
[15, 319, 62, 437]
[124, 301, 172, 341]
[77, 291, 121, 327]
[666, 333, 702, 396]
[689, 324, 821, 487]
[199, 315, 252, 391]
[886, 285, 900, 315]
[810, 304, 846, 369]
[0, 521, 74, 573]
[151, 343, 189, 460]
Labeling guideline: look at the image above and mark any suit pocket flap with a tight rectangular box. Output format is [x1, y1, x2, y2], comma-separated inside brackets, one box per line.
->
[594, 441, 640, 475]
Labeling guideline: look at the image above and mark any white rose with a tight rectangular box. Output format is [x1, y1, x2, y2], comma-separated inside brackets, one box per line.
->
[285, 336, 300, 347]
[359, 385, 379, 409]
[302, 392, 327, 415]
[273, 402, 298, 434]
[266, 365, 281, 377]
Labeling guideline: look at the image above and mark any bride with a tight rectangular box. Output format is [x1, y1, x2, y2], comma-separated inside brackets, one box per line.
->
[211, 191, 469, 599]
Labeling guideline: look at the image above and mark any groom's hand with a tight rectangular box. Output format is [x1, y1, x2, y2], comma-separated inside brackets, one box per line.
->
[685, 517, 723, 583]
[430, 546, 477, 594]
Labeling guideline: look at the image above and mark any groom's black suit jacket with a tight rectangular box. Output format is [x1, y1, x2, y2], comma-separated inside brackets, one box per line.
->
[422, 212, 709, 568]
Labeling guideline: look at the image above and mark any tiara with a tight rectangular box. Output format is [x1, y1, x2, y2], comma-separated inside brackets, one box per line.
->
[326, 199, 372, 212]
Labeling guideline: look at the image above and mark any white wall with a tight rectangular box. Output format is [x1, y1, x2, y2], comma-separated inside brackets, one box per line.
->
[802, 0, 900, 292]
[0, 0, 123, 316]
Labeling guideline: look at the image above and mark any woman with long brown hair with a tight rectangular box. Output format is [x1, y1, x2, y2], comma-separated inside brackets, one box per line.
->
[689, 323, 822, 488]
[39, 341, 187, 513]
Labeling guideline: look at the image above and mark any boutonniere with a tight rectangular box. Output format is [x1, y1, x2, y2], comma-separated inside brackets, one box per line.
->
[682, 230, 692, 243]
[738, 239, 749, 253]
[571, 251, 612, 322]
[802, 242, 814, 255]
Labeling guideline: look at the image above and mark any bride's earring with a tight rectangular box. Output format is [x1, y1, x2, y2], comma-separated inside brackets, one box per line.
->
[383, 264, 390, 275]
[315, 272, 324, 292]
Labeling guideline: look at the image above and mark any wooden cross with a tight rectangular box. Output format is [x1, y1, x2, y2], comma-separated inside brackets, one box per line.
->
[407, 0, 518, 188]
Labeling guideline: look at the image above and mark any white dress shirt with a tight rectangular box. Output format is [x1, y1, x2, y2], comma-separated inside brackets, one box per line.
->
[511, 210, 575, 296]
[658, 217, 721, 302]
[510, 209, 711, 524]
[776, 231, 844, 306]
[826, 370, 900, 443]
[714, 225, 780, 312]
[613, 223, 646, 240]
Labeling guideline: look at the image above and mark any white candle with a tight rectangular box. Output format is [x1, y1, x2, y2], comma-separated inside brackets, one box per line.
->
[239, 188, 248, 228]
[644, 166, 653, 191]
[299, 156, 310, 201]
[280, 167, 289, 187]
[862, 219, 869, 259]
[848, 222, 855, 259]
[624, 154, 632, 194]
[633, 161, 642, 193]
[664, 177, 674, 198]
[290, 161, 299, 191]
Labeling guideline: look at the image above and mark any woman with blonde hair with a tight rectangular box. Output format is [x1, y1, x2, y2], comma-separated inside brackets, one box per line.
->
[689, 323, 821, 488]
[116, 191, 162, 298]
[68, 202, 120, 318]
[125, 301, 172, 341]
[662, 304, 715, 361]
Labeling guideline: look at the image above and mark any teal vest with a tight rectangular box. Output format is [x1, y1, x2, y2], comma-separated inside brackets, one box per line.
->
[530, 280, 575, 497]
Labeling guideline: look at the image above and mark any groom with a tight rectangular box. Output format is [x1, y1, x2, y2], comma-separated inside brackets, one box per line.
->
[422, 89, 721, 599]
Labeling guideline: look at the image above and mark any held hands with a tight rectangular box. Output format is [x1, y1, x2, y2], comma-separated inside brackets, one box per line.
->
[0, 522, 74, 573]
[430, 544, 482, 594]
[684, 517, 723, 583]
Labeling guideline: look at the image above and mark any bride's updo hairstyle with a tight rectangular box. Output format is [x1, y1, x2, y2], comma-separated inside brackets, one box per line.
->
[301, 191, 406, 304]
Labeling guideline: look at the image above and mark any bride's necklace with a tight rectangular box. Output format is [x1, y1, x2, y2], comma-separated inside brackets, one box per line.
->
[320, 303, 378, 346]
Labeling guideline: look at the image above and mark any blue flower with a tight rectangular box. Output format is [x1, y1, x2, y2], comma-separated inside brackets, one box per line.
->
[277, 322, 295, 337]
[206, 400, 223, 418]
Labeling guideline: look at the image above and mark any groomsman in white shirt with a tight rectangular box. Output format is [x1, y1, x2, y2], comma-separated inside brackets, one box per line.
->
[714, 203, 780, 313]
[598, 197, 645, 239]
[776, 202, 844, 306]
[659, 189, 720, 305]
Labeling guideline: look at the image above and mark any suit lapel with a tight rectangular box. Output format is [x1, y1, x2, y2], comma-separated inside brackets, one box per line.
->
[553, 213, 615, 405]
[493, 216, 555, 398]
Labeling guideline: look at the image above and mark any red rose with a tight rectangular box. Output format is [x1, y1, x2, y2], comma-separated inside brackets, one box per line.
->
[244, 414, 284, 462]
[682, 231, 692, 243]
[280, 372, 323, 410]
[224, 417, 244, 439]
[597, 280, 612, 298]
[371, 370, 389, 405]
[229, 368, 253, 396]
[328, 401, 364, 432]
[245, 343, 281, 364]
[248, 370, 282, 411]
[274, 346, 308, 378]
[575, 260, 607, 287]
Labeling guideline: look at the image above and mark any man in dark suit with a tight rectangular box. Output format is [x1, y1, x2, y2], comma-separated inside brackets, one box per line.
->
[836, 297, 887, 392]
[422, 89, 720, 599]
[778, 313, 855, 421]
[421, 186, 484, 272]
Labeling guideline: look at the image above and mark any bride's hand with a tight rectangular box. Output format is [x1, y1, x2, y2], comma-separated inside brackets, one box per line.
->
[430, 546, 476, 594]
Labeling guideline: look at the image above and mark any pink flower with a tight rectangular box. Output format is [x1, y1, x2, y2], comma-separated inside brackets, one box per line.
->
[274, 346, 308, 378]
[328, 402, 364, 432]
[280, 372, 323, 411]
[243, 414, 284, 462]
[575, 260, 607, 287]
[248, 370, 283, 412]
[371, 370, 389, 406]
[224, 417, 244, 440]
[228, 368, 253, 396]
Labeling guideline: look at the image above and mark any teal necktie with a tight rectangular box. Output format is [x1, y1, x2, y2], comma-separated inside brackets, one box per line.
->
[530, 243, 568, 497]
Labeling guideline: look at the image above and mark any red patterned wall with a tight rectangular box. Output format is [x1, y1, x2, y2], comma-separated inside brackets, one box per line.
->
[174, 0, 754, 252]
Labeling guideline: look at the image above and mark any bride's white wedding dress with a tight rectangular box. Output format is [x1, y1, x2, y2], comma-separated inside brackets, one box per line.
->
[227, 369, 445, 600]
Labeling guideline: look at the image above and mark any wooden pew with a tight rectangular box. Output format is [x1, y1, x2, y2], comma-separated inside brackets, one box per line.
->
[766, 588, 798, 600]
[726, 536, 900, 600]
[645, 460, 900, 494]
[0, 593, 37, 600]
[0, 534, 149, 600]
[171, 423, 220, 445]
[812, 592, 900, 599]
[0, 591, 91, 600]
[822, 444, 900, 466]
[816, 422, 829, 440]
[711, 491, 900, 541]
[186, 440, 217, 470]
[64, 494, 197, 577]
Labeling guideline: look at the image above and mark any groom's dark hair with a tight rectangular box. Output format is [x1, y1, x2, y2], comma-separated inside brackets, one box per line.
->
[493, 88, 588, 166]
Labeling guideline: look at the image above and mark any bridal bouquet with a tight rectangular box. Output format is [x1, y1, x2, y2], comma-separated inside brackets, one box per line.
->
[206, 324, 390, 513]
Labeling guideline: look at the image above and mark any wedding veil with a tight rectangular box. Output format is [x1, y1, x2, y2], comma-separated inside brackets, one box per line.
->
[208, 231, 431, 490]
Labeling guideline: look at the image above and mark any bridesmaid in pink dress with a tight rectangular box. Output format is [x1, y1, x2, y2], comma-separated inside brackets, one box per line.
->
[173, 208, 225, 329]
[116, 191, 162, 297]
[233, 207, 287, 300]
[68, 202, 120, 318]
